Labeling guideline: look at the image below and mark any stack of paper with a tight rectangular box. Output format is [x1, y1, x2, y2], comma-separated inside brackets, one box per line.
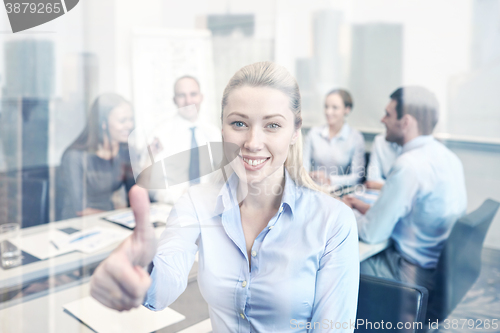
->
[354, 189, 380, 205]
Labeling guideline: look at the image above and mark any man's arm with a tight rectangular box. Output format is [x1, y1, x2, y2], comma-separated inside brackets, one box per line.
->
[356, 161, 419, 244]
[366, 136, 384, 183]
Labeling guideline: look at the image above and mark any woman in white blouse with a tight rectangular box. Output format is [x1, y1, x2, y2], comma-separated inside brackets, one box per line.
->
[303, 89, 365, 188]
[90, 62, 359, 332]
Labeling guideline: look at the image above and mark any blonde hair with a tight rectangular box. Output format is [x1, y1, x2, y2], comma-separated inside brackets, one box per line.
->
[221, 61, 323, 192]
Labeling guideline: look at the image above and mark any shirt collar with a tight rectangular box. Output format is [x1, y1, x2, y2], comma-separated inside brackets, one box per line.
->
[213, 168, 297, 217]
[214, 171, 239, 215]
[281, 169, 297, 215]
[175, 113, 198, 129]
[320, 123, 350, 141]
[402, 135, 434, 154]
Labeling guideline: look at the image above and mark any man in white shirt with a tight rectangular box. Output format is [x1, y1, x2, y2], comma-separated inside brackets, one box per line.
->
[344, 86, 467, 290]
[365, 133, 402, 190]
[149, 76, 221, 204]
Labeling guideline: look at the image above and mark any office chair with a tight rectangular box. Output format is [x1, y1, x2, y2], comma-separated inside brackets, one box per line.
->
[356, 274, 428, 333]
[0, 176, 48, 228]
[22, 177, 48, 228]
[361, 151, 370, 183]
[425, 199, 500, 323]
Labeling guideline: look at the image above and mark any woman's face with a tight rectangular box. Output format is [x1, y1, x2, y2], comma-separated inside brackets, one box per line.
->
[106, 103, 134, 143]
[324, 93, 350, 127]
[222, 86, 299, 185]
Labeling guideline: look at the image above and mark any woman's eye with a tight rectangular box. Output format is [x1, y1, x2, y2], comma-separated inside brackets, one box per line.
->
[267, 123, 281, 129]
[231, 121, 246, 128]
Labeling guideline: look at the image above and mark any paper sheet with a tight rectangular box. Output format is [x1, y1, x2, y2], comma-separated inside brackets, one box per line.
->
[9, 229, 75, 260]
[52, 227, 131, 254]
[354, 189, 380, 205]
[63, 296, 185, 333]
[103, 205, 172, 229]
[10, 227, 130, 260]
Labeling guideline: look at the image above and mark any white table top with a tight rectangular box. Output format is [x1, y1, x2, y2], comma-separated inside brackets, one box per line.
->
[1, 280, 96, 333]
[0, 206, 169, 292]
[0, 236, 389, 333]
[359, 239, 389, 261]
[1, 204, 387, 292]
[0, 277, 213, 333]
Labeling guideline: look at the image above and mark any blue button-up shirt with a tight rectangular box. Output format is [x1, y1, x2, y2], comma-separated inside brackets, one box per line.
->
[144, 170, 359, 332]
[357, 136, 467, 268]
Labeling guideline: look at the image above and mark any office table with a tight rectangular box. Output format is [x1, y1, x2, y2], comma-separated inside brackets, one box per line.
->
[0, 205, 170, 296]
[0, 239, 388, 333]
[0, 278, 209, 333]
[0, 206, 389, 333]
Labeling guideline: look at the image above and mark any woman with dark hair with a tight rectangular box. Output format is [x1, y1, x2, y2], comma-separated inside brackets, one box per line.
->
[303, 89, 365, 188]
[59, 93, 135, 219]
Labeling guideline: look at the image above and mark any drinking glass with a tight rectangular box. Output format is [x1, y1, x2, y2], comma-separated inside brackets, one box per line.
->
[0, 223, 22, 269]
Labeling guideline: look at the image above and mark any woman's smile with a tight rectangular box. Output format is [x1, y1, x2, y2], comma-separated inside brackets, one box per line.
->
[222, 86, 298, 185]
[240, 155, 271, 170]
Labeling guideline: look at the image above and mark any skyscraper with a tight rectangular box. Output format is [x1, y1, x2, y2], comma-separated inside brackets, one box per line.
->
[348, 23, 403, 130]
[471, 0, 500, 69]
[0, 39, 55, 227]
[313, 10, 344, 93]
[3, 39, 55, 99]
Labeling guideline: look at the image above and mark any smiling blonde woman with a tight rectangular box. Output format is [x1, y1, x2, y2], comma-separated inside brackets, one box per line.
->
[90, 62, 359, 333]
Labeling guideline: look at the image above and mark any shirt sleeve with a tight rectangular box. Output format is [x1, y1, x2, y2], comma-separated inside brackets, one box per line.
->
[329, 132, 366, 187]
[366, 137, 384, 183]
[143, 192, 201, 311]
[303, 130, 313, 172]
[357, 160, 420, 244]
[310, 204, 360, 333]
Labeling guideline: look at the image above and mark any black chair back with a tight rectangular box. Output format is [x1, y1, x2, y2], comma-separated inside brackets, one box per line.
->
[361, 151, 370, 183]
[22, 177, 48, 228]
[356, 274, 428, 333]
[0, 176, 48, 228]
[426, 199, 500, 323]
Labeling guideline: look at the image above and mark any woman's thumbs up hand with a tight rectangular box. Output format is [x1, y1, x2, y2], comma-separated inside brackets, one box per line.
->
[90, 185, 157, 311]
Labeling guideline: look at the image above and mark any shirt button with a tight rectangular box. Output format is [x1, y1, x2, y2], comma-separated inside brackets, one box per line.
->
[240, 313, 245, 319]
[241, 280, 247, 287]
[279, 206, 283, 213]
[251, 250, 257, 257]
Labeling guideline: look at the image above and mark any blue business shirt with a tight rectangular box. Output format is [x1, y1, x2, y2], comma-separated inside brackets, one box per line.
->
[366, 133, 402, 183]
[144, 169, 359, 332]
[303, 124, 365, 187]
[357, 136, 467, 268]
